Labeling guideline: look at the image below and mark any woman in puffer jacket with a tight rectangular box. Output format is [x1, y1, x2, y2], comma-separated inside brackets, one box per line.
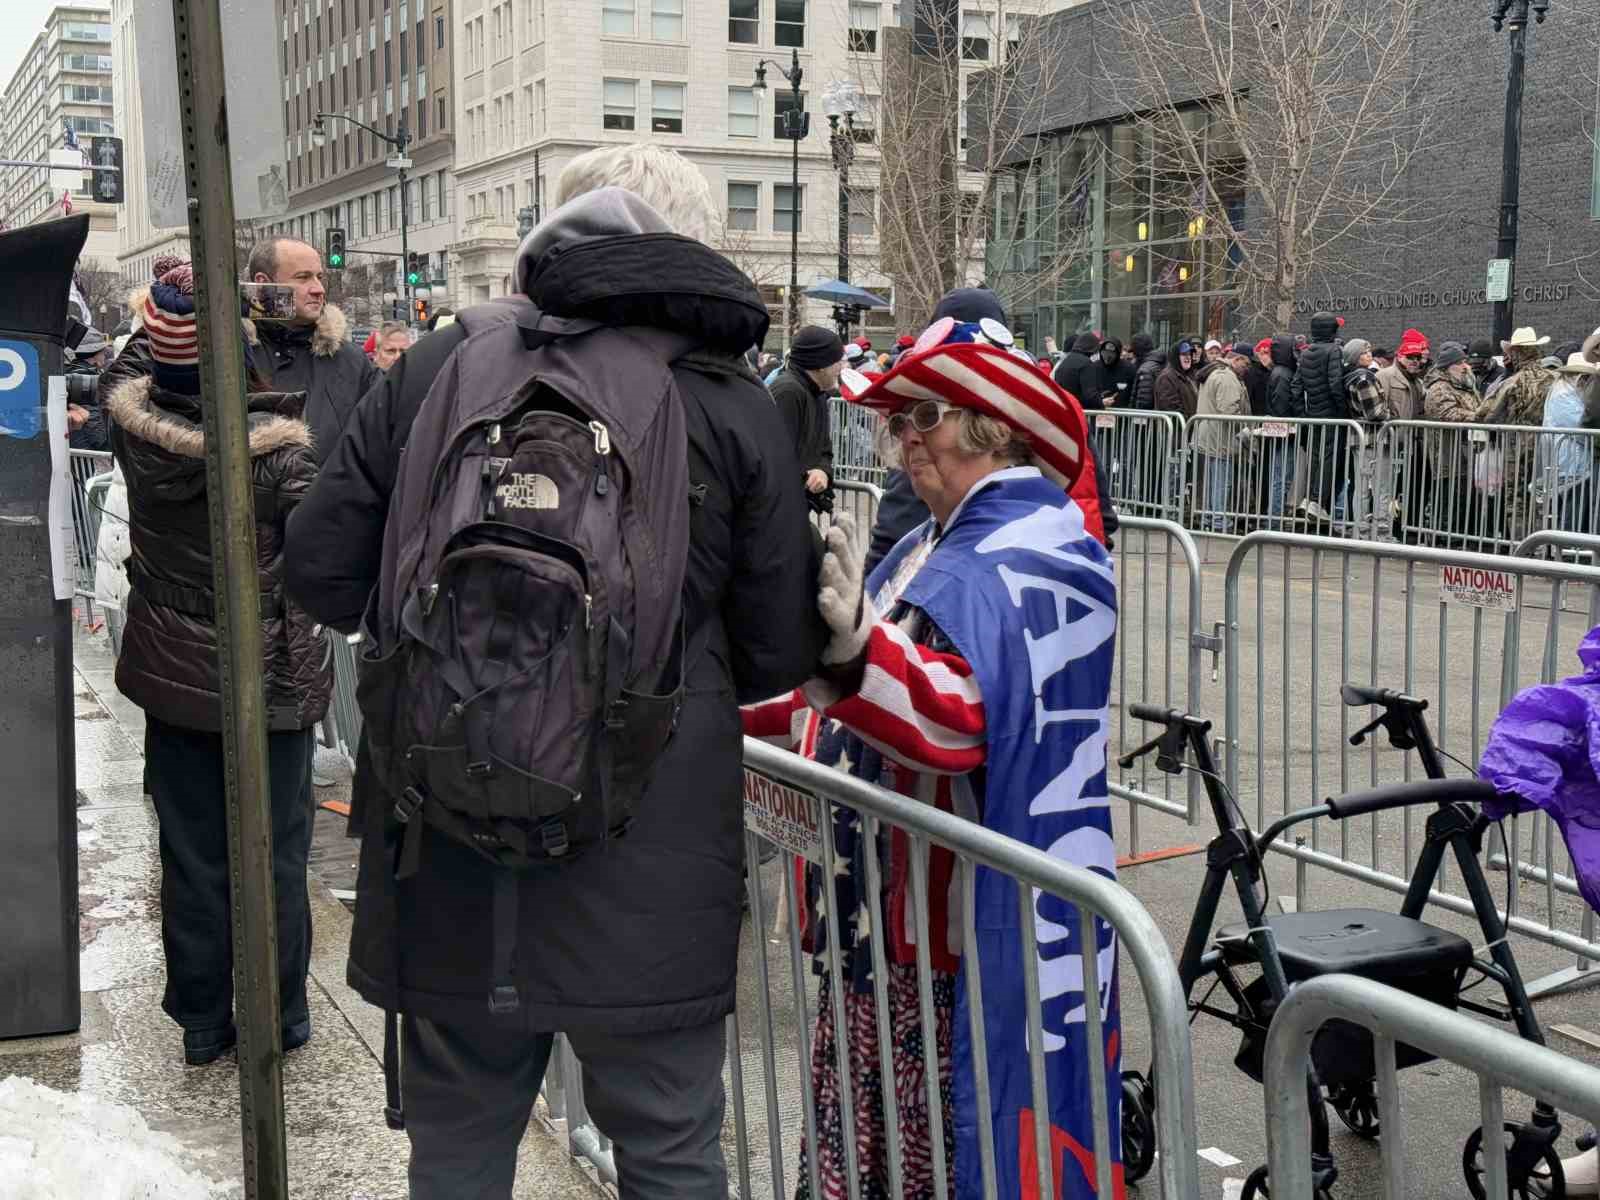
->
[104, 261, 332, 1067]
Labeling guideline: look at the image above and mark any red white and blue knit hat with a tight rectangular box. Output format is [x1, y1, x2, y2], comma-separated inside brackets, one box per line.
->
[839, 315, 1089, 488]
[143, 262, 199, 386]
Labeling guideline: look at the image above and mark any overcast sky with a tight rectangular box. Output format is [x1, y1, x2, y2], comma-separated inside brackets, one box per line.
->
[0, 0, 77, 96]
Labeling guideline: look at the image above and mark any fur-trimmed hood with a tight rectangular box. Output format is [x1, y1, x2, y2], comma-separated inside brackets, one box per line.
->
[250, 303, 349, 358]
[106, 375, 312, 461]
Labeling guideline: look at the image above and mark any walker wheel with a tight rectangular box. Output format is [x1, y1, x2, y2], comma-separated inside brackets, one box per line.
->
[1329, 1080, 1381, 1140]
[1120, 1073, 1156, 1184]
[1239, 1164, 1334, 1200]
[1464, 1123, 1566, 1199]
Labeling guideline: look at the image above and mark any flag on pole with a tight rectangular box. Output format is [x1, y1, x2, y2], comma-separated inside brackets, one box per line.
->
[61, 189, 73, 216]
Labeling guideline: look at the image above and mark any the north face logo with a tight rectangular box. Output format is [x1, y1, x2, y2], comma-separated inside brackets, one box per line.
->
[497, 472, 559, 510]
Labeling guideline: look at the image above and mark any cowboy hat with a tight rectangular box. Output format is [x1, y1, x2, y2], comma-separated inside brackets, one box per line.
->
[1556, 352, 1600, 376]
[840, 315, 1087, 488]
[1503, 326, 1550, 350]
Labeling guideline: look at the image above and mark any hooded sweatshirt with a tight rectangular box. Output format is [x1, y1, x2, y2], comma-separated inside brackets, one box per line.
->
[1267, 336, 1299, 419]
[1051, 331, 1100, 402]
[1079, 336, 1135, 411]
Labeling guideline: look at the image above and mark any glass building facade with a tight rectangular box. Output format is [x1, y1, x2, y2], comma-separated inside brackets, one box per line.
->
[988, 109, 1247, 349]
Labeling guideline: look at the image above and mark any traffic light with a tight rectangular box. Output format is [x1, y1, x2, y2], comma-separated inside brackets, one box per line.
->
[88, 136, 124, 203]
[325, 227, 346, 270]
[412, 297, 430, 324]
[406, 252, 422, 287]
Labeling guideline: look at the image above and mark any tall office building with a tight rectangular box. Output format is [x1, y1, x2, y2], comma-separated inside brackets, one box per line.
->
[110, 0, 188, 288]
[0, 6, 118, 267]
[257, 0, 458, 330]
[447, 1, 1055, 345]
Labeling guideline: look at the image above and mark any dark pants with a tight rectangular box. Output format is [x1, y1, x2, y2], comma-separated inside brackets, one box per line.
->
[404, 1014, 729, 1199]
[145, 717, 314, 1041]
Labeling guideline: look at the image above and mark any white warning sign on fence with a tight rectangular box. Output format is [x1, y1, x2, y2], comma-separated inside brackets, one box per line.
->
[742, 770, 825, 864]
[1439, 564, 1518, 612]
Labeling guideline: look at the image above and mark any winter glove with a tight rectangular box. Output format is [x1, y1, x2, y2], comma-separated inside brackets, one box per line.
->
[818, 513, 872, 666]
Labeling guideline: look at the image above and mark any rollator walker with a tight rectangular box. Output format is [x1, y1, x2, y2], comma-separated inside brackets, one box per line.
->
[1118, 684, 1569, 1198]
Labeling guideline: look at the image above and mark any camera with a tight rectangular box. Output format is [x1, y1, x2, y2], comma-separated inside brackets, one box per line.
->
[65, 373, 100, 407]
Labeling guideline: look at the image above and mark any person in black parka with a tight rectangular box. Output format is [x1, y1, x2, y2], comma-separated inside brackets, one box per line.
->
[1293, 311, 1348, 521]
[1051, 330, 1101, 401]
[769, 325, 843, 515]
[285, 164, 828, 1198]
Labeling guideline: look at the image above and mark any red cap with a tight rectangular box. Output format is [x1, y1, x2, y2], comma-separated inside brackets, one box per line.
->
[853, 336, 871, 350]
[895, 334, 915, 349]
[1397, 328, 1429, 356]
[1254, 337, 1272, 356]
[363, 331, 377, 355]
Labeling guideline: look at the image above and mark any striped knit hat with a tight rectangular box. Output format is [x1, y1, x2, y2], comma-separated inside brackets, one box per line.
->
[144, 263, 200, 392]
[839, 315, 1088, 488]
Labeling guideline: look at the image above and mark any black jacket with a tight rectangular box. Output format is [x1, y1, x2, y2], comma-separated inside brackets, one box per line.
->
[1078, 339, 1135, 411]
[1244, 359, 1271, 417]
[286, 228, 829, 1034]
[1267, 337, 1299, 419]
[1131, 347, 1164, 411]
[1293, 314, 1346, 420]
[108, 375, 331, 733]
[1153, 342, 1198, 418]
[252, 304, 381, 464]
[768, 362, 835, 512]
[1050, 332, 1100, 402]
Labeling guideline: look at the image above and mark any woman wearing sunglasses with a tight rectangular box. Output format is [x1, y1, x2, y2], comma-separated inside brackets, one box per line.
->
[746, 317, 1121, 1199]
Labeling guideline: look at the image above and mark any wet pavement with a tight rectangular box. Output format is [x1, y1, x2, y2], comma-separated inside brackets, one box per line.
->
[0, 620, 606, 1200]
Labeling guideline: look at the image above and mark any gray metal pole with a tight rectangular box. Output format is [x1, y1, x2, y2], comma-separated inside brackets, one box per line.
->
[1491, 0, 1532, 346]
[170, 1, 288, 1195]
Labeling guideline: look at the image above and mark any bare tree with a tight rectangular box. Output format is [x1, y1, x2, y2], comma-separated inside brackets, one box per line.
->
[1103, 0, 1439, 328]
[73, 258, 125, 330]
[861, 1, 1092, 329]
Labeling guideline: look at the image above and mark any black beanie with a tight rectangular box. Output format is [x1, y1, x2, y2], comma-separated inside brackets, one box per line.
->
[1436, 343, 1468, 369]
[931, 286, 1006, 327]
[789, 325, 844, 370]
[1131, 333, 1155, 357]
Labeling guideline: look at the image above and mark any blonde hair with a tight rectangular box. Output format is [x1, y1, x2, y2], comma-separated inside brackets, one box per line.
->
[877, 407, 1034, 469]
[555, 143, 716, 244]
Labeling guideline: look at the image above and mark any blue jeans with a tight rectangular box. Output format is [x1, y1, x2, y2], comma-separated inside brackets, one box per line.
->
[1266, 443, 1295, 519]
[1202, 455, 1232, 530]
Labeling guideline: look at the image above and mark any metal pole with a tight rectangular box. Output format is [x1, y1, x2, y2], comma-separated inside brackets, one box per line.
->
[170, 0, 287, 1196]
[789, 49, 802, 340]
[1492, 0, 1531, 346]
[396, 114, 411, 323]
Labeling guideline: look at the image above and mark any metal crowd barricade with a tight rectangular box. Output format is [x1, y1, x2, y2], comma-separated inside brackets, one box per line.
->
[1184, 415, 1369, 539]
[1222, 530, 1600, 994]
[543, 739, 1202, 1200]
[1376, 420, 1600, 555]
[68, 448, 113, 603]
[821, 478, 882, 536]
[1263, 974, 1600, 1200]
[321, 632, 364, 766]
[1086, 408, 1186, 521]
[829, 397, 887, 488]
[1111, 516, 1212, 840]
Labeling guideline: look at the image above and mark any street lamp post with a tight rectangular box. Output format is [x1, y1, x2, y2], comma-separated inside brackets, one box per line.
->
[824, 80, 862, 340]
[1489, 0, 1550, 345]
[312, 110, 414, 310]
[753, 50, 807, 340]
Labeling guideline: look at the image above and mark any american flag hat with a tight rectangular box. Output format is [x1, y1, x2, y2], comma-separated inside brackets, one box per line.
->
[840, 316, 1088, 488]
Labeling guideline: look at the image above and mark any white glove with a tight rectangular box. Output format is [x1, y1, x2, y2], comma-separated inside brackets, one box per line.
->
[818, 513, 872, 666]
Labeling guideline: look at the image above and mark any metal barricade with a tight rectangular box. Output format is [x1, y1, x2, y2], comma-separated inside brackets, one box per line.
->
[1111, 516, 1213, 842]
[1263, 974, 1600, 1200]
[69, 449, 113, 602]
[1376, 420, 1600, 555]
[323, 632, 363, 765]
[829, 397, 887, 488]
[1184, 416, 1369, 539]
[1222, 531, 1600, 991]
[824, 479, 882, 534]
[1086, 409, 1186, 521]
[541, 739, 1201, 1200]
[1515, 529, 1600, 567]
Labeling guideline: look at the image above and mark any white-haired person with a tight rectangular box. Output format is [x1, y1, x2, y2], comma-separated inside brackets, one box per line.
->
[745, 317, 1123, 1199]
[283, 143, 830, 1197]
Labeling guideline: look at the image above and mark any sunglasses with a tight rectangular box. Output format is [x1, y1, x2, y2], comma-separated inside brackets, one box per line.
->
[886, 399, 956, 439]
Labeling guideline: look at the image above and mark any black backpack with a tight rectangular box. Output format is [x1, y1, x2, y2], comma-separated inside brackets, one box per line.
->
[358, 298, 693, 883]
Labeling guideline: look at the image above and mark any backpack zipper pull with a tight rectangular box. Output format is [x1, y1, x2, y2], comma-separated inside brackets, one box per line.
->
[584, 594, 593, 629]
[589, 421, 612, 496]
[487, 422, 502, 446]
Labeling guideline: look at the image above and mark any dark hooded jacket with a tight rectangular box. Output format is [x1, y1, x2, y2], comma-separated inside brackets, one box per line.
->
[1078, 337, 1135, 411]
[285, 189, 829, 1033]
[1293, 312, 1346, 420]
[768, 361, 835, 512]
[108, 376, 331, 733]
[1153, 341, 1199, 418]
[251, 302, 382, 464]
[1244, 353, 1271, 417]
[1130, 334, 1164, 411]
[1050, 332, 1100, 402]
[1267, 337, 1299, 419]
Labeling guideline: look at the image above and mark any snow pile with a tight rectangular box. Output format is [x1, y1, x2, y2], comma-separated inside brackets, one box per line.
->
[0, 1076, 231, 1199]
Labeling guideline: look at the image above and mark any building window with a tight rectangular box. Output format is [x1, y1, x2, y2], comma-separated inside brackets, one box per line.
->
[775, 183, 803, 234]
[849, 187, 876, 237]
[962, 10, 991, 61]
[651, 81, 685, 133]
[851, 94, 878, 144]
[651, 0, 684, 40]
[728, 0, 758, 44]
[1005, 12, 1021, 56]
[435, 14, 444, 46]
[602, 0, 635, 36]
[603, 78, 637, 130]
[437, 169, 450, 217]
[727, 182, 759, 231]
[774, 89, 806, 139]
[848, 3, 878, 53]
[536, 80, 547, 135]
[422, 173, 433, 219]
[775, 0, 805, 47]
[438, 96, 447, 130]
[728, 86, 758, 138]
